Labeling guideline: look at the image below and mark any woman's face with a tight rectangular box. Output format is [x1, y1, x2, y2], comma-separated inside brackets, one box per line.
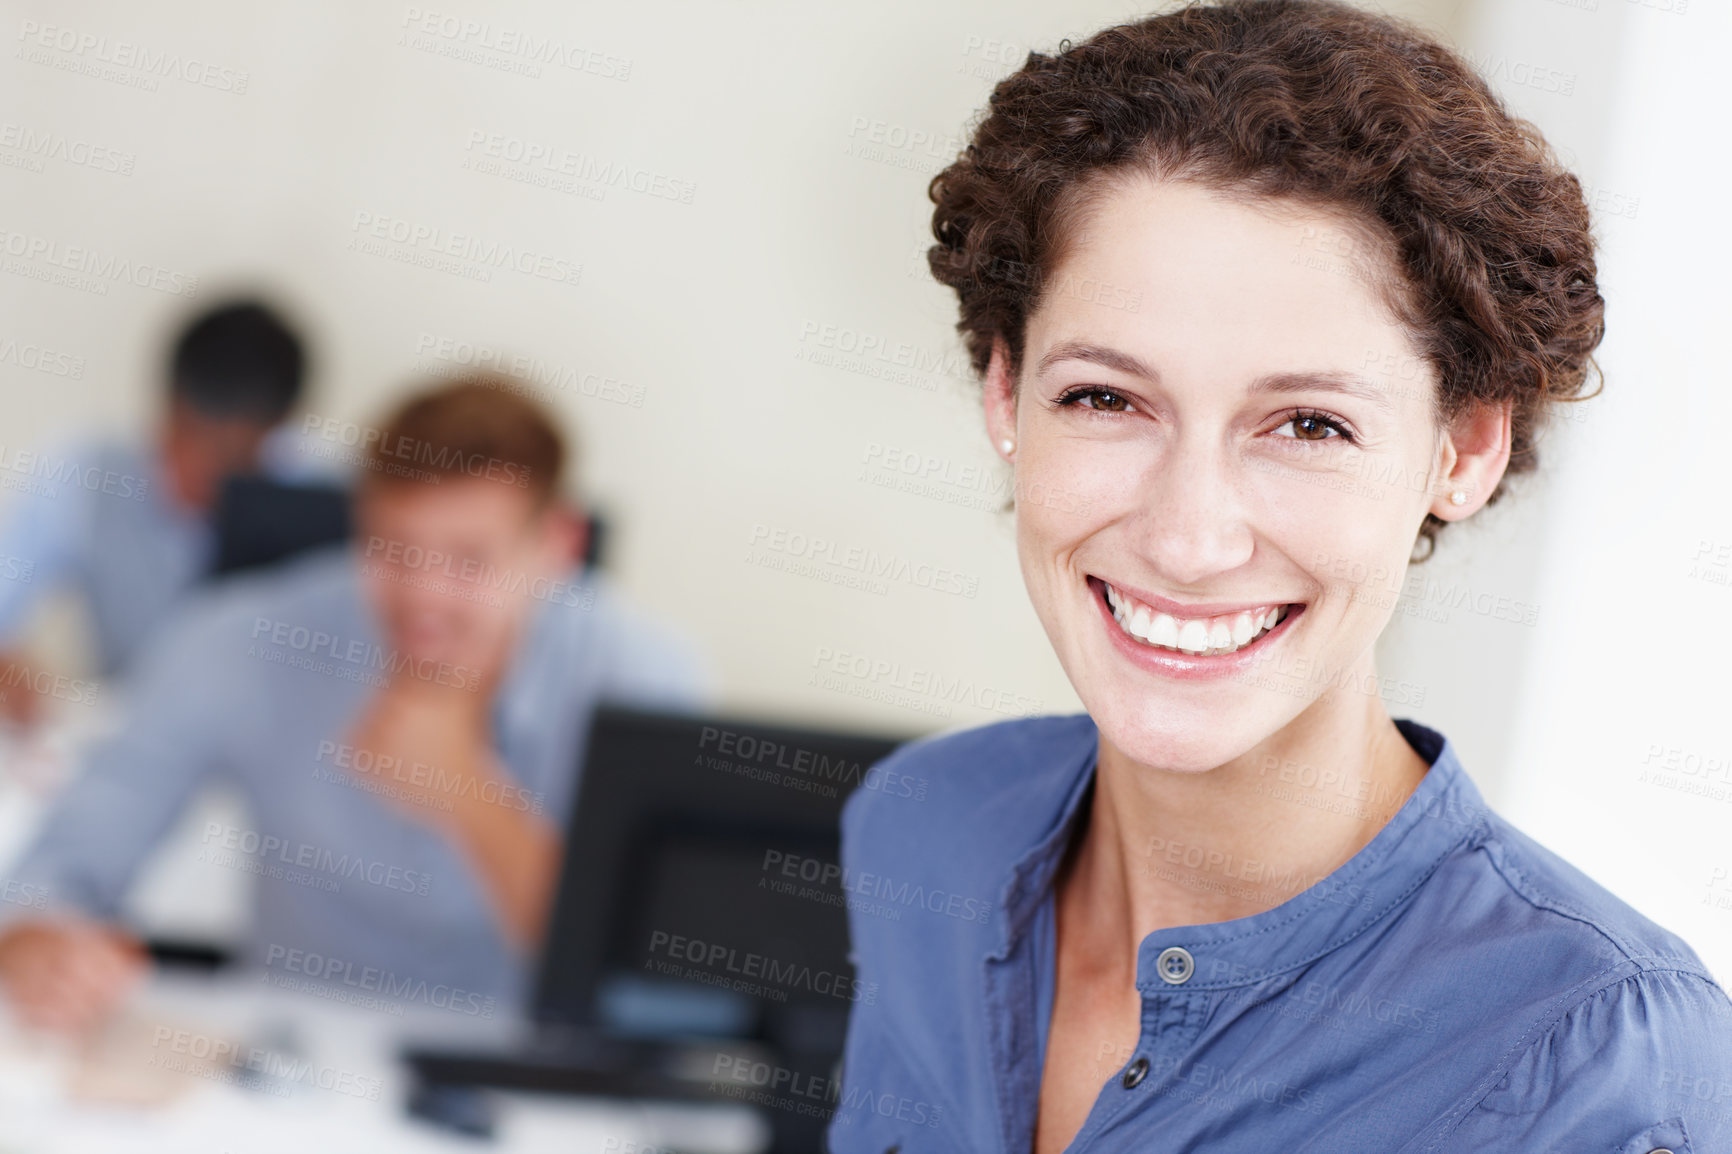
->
[984, 175, 1505, 773]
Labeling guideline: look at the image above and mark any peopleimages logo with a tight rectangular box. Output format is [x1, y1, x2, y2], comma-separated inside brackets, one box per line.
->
[696, 725, 928, 800]
[708, 1053, 947, 1129]
[0, 227, 199, 296]
[462, 130, 695, 204]
[361, 536, 592, 610]
[809, 646, 1044, 719]
[248, 616, 480, 691]
[397, 8, 632, 80]
[263, 944, 495, 1017]
[347, 210, 582, 288]
[0, 122, 135, 176]
[0, 335, 85, 377]
[201, 822, 432, 896]
[148, 1026, 383, 1101]
[15, 20, 251, 93]
[413, 332, 645, 407]
[301, 413, 534, 487]
[0, 659, 99, 707]
[0, 878, 49, 910]
[760, 849, 992, 924]
[1149, 1054, 1324, 1115]
[314, 739, 545, 815]
[747, 522, 980, 598]
[0, 444, 149, 499]
[644, 931, 877, 1004]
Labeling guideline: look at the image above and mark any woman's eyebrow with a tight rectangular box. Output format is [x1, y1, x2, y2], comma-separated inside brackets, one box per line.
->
[1033, 341, 1158, 381]
[1248, 370, 1395, 413]
[1034, 342, 1397, 414]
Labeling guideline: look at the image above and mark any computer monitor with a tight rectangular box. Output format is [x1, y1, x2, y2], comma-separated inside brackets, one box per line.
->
[403, 706, 913, 1151]
[209, 475, 352, 576]
[533, 705, 910, 1052]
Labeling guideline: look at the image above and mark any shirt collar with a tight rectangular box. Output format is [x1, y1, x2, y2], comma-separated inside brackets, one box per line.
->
[987, 716, 1493, 989]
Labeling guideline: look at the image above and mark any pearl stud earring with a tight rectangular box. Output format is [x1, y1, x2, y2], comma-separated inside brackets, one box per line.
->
[1448, 489, 1467, 506]
[1001, 439, 1015, 455]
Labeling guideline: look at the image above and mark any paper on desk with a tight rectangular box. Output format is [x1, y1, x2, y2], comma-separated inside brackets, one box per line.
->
[65, 1006, 241, 1109]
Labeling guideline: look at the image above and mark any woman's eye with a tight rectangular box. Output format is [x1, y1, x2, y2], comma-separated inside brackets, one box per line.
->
[1274, 410, 1353, 444]
[1057, 387, 1131, 412]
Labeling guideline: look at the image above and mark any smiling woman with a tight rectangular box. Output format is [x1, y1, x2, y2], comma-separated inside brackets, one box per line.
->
[825, 2, 1732, 1153]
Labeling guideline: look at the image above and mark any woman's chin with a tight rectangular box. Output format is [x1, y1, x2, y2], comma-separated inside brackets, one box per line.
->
[1081, 684, 1276, 774]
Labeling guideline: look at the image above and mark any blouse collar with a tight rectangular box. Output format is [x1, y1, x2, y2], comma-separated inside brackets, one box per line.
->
[985, 716, 1493, 990]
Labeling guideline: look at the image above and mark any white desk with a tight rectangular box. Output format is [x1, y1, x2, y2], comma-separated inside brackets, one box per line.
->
[0, 713, 771, 1154]
[0, 968, 771, 1153]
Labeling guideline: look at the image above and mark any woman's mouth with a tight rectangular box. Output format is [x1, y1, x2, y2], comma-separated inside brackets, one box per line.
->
[1091, 577, 1301, 658]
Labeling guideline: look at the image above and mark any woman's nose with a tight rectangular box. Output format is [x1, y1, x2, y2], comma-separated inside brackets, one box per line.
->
[1121, 434, 1255, 585]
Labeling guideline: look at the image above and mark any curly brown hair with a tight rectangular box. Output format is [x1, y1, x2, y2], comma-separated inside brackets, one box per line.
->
[926, 0, 1604, 560]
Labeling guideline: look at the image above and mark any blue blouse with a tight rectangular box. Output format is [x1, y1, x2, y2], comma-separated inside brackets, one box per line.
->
[826, 714, 1732, 1153]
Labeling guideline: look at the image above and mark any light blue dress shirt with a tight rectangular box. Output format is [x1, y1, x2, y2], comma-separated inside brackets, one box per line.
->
[0, 439, 207, 678]
[0, 430, 333, 679]
[0, 545, 713, 1014]
[828, 714, 1732, 1153]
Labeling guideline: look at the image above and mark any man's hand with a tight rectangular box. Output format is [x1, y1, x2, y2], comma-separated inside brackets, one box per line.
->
[0, 650, 48, 728]
[342, 674, 495, 835]
[0, 917, 149, 1033]
[343, 677, 562, 954]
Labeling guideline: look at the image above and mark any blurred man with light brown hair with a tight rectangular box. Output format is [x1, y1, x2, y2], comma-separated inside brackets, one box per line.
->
[0, 376, 713, 1032]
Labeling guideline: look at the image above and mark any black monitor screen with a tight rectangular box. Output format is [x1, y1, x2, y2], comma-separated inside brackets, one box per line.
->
[210, 475, 351, 577]
[533, 706, 909, 1040]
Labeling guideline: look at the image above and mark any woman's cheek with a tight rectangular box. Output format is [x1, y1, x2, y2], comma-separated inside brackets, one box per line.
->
[1029, 437, 1140, 522]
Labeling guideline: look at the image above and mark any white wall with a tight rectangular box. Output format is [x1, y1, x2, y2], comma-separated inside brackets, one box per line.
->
[1, 0, 1463, 748]
[17, 0, 1719, 985]
[1486, 0, 1732, 984]
[1376, 0, 1635, 798]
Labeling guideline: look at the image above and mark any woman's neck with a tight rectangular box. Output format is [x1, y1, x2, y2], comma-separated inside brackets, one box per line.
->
[1056, 686, 1432, 977]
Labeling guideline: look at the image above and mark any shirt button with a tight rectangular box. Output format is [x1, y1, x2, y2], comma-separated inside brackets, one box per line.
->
[1156, 946, 1194, 985]
[1122, 1057, 1149, 1089]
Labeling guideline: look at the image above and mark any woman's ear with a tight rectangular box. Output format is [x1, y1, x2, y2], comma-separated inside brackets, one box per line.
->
[1432, 399, 1513, 519]
[984, 335, 1018, 460]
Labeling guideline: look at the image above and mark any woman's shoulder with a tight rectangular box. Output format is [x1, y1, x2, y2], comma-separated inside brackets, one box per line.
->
[1466, 807, 1718, 982]
[1423, 800, 1732, 1133]
[1431, 914, 1732, 1148]
[1393, 723, 1718, 993]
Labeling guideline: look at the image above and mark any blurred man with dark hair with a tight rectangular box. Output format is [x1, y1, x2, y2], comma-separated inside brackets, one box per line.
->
[161, 299, 307, 508]
[0, 299, 309, 723]
[0, 376, 712, 1031]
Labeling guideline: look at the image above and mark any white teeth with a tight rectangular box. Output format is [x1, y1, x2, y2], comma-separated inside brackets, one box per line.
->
[1150, 612, 1179, 648]
[1103, 582, 1292, 657]
[1231, 611, 1256, 647]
